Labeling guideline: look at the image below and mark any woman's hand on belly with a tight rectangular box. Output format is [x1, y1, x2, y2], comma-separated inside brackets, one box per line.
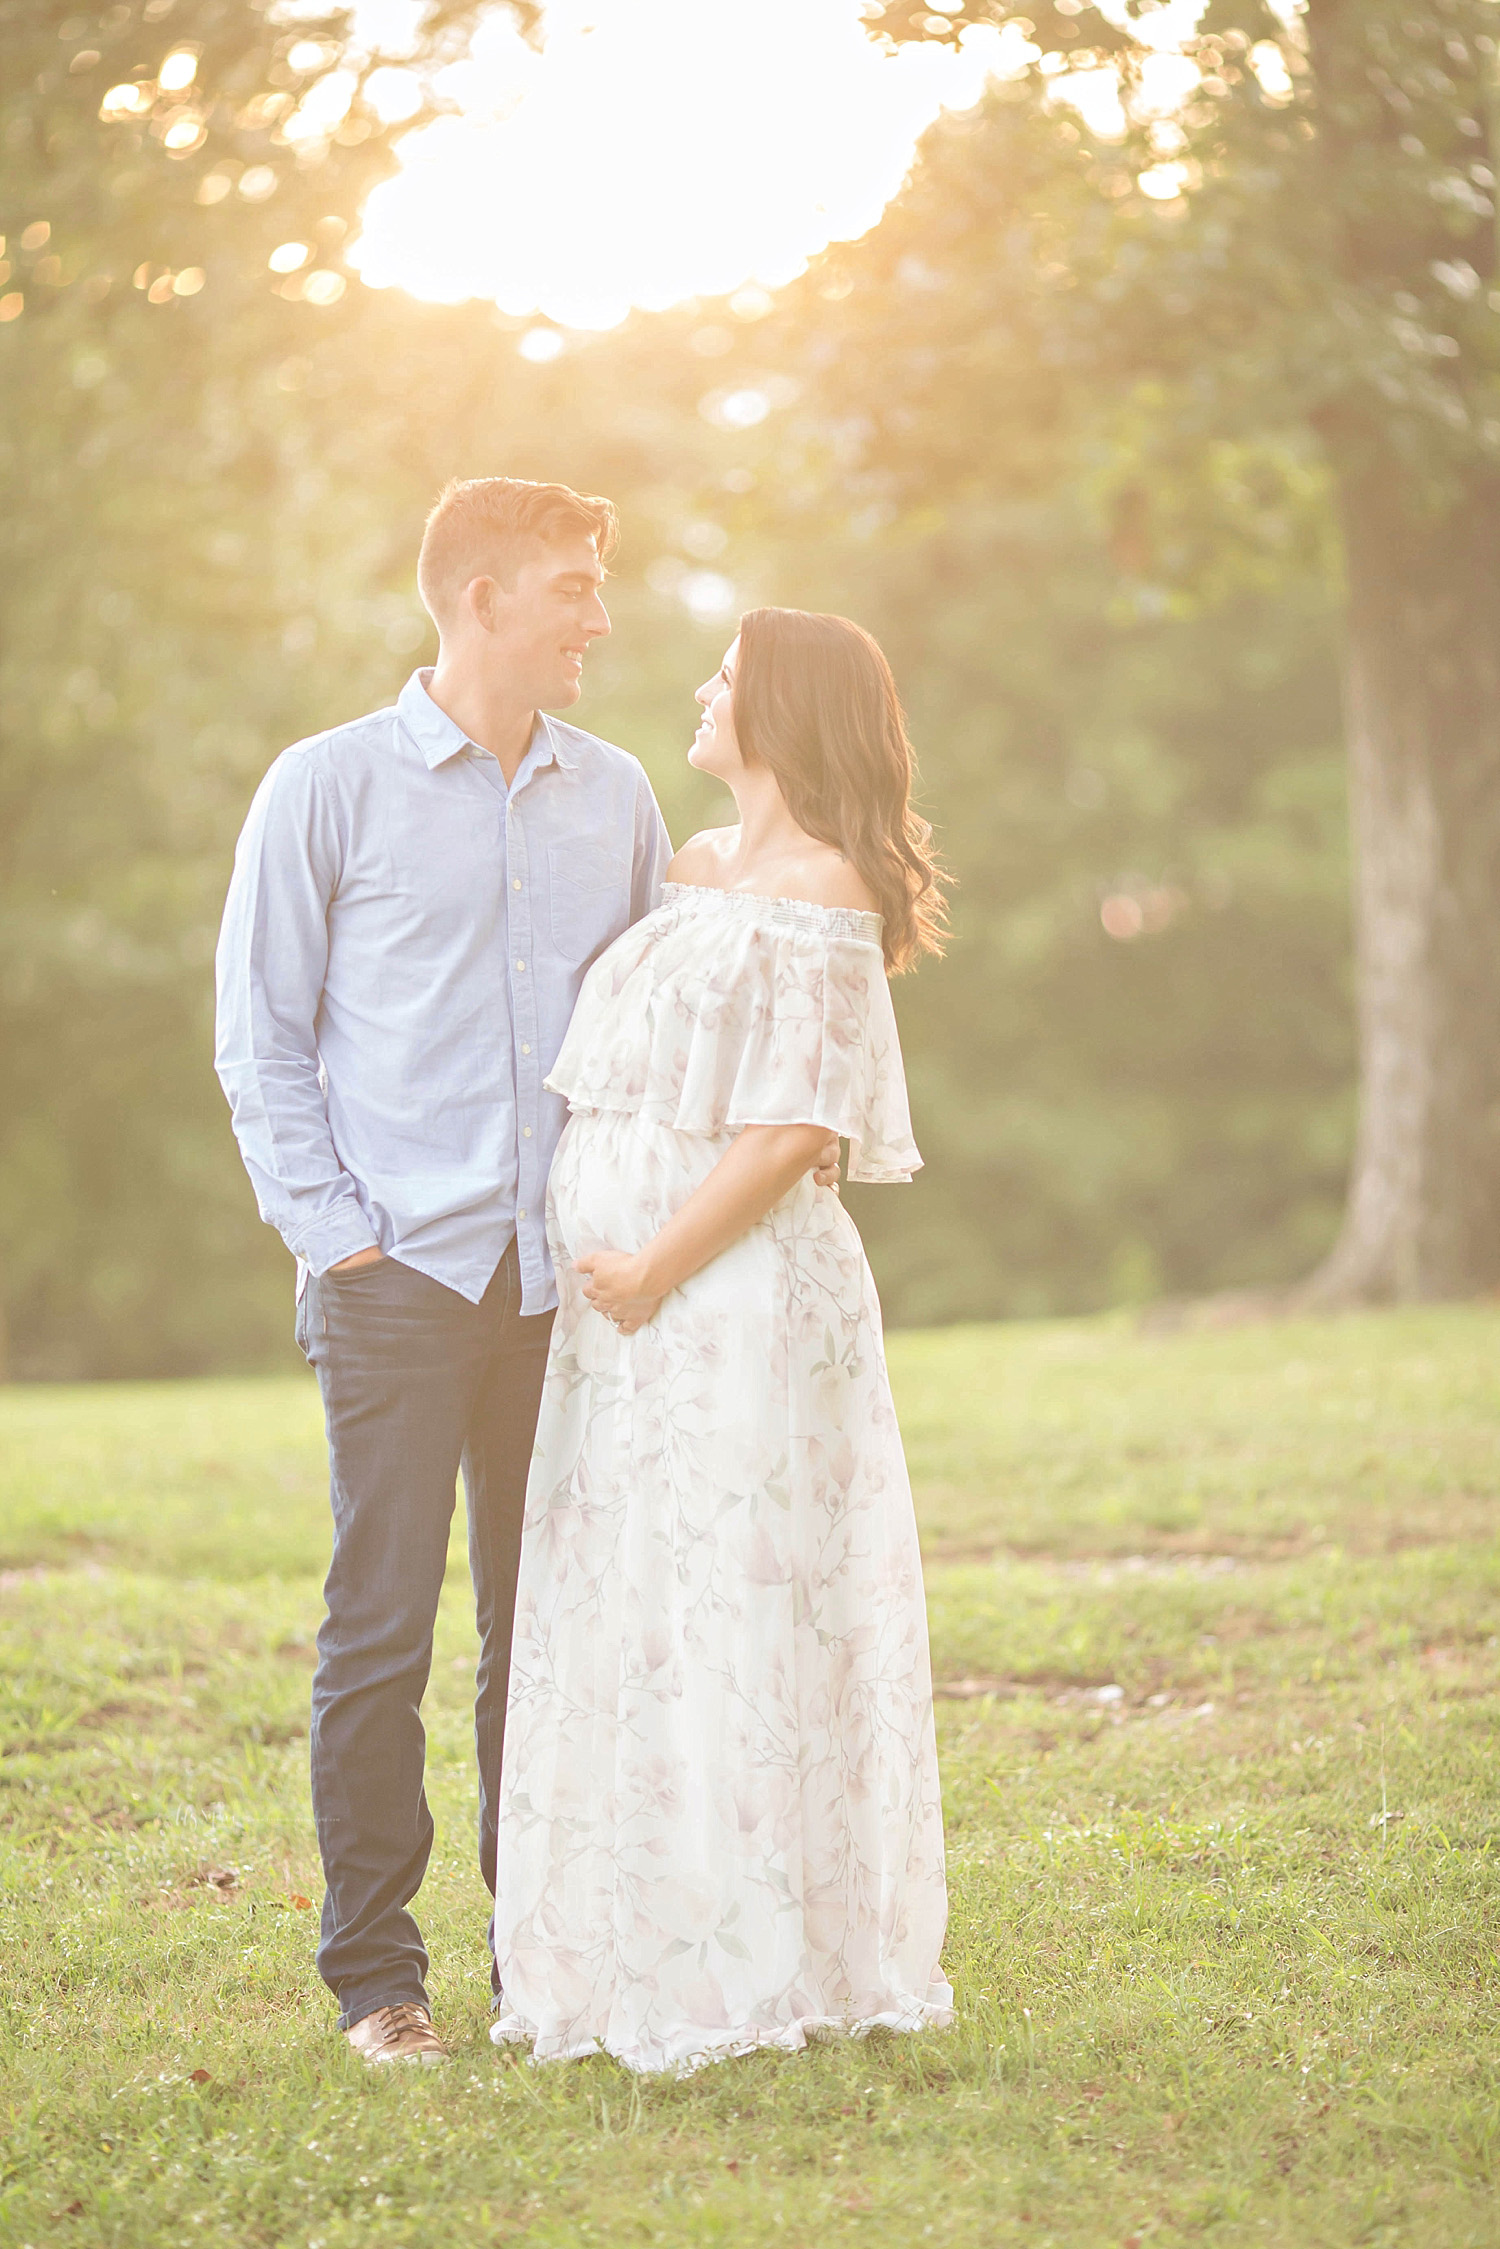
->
[812, 1132, 841, 1192]
[574, 1249, 664, 1336]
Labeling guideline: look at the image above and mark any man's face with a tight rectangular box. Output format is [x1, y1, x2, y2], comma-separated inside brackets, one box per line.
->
[480, 532, 611, 709]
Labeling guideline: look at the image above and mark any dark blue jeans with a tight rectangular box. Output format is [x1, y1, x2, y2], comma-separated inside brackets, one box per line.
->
[296, 1242, 553, 2031]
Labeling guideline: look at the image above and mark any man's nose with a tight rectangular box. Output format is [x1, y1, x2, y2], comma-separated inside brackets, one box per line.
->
[583, 595, 610, 639]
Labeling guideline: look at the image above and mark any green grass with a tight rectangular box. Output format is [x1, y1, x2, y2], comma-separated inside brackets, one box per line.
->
[2, 1307, 1498, 2247]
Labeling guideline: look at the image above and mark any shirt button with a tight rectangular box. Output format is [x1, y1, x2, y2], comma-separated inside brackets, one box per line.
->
[515, 959, 525, 972]
[521, 1042, 531, 1055]
[518, 1207, 528, 1221]
[513, 877, 522, 891]
[523, 1125, 533, 1139]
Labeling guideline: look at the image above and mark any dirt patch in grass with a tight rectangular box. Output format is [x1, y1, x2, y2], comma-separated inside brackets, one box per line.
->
[920, 1496, 1500, 1566]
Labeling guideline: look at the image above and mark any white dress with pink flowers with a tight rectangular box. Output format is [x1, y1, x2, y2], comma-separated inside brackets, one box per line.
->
[491, 882, 952, 2076]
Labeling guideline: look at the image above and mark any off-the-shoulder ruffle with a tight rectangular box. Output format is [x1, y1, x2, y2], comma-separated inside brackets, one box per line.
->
[544, 883, 921, 1183]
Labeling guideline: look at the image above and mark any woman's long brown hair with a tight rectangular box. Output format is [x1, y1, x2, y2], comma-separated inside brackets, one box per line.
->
[733, 607, 949, 974]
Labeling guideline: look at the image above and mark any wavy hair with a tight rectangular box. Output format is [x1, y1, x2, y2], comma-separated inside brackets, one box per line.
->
[733, 607, 948, 973]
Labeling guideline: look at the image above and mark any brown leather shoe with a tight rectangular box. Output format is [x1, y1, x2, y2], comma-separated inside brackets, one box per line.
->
[345, 2002, 449, 2066]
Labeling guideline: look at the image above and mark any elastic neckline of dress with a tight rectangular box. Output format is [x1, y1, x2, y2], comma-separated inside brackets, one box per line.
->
[661, 881, 884, 947]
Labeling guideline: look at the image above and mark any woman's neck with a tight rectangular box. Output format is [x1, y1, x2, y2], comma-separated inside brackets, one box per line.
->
[722, 767, 808, 874]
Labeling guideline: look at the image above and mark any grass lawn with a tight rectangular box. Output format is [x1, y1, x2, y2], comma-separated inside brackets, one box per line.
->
[2, 1306, 1497, 2247]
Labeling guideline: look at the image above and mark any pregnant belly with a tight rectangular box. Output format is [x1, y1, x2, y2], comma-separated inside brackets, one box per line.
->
[546, 1108, 730, 1264]
[548, 1106, 868, 1344]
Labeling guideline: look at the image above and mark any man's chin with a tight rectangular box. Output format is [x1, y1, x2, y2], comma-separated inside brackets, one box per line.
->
[545, 676, 584, 710]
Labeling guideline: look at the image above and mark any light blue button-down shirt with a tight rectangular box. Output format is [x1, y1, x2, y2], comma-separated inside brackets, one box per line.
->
[214, 669, 673, 1315]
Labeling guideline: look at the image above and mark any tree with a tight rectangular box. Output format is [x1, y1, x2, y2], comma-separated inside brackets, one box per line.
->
[685, 82, 1353, 1322]
[880, 0, 1500, 1302]
[0, 0, 1429, 1370]
[0, 0, 531, 1375]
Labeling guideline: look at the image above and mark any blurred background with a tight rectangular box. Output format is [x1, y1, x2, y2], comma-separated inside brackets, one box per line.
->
[8, 0, 1495, 1379]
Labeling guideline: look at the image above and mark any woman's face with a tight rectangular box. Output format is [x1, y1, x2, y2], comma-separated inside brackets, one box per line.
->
[689, 636, 743, 778]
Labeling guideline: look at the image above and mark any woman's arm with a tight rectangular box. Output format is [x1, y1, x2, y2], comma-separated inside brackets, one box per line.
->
[575, 1122, 831, 1334]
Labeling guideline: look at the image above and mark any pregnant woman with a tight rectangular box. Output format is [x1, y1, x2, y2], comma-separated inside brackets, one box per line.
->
[492, 607, 953, 2075]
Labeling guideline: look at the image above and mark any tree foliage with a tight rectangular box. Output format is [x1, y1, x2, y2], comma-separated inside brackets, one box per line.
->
[673, 85, 1353, 1318]
[0, 0, 506, 1373]
[15, 0, 1471, 1369]
[869, 1, 1500, 1304]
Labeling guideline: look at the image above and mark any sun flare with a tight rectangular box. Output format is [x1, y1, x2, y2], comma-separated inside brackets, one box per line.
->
[349, 0, 1009, 330]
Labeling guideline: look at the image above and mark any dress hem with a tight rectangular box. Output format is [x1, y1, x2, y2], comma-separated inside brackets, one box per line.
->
[489, 1991, 955, 2079]
[544, 1090, 921, 1185]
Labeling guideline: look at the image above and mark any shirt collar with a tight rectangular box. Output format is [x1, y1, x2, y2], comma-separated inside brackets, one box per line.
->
[532, 712, 579, 773]
[397, 671, 580, 775]
[397, 670, 470, 769]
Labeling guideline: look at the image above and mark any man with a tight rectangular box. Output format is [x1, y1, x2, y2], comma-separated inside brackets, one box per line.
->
[215, 478, 836, 2064]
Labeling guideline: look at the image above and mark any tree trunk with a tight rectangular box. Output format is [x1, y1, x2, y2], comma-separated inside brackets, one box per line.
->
[1306, 464, 1500, 1302]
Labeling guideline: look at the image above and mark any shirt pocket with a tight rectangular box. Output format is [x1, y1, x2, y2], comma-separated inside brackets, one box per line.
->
[548, 838, 630, 966]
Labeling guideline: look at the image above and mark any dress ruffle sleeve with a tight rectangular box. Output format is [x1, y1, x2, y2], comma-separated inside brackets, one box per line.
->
[545, 885, 921, 1184]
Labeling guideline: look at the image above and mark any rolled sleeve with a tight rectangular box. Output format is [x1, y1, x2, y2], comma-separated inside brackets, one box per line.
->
[214, 751, 379, 1270]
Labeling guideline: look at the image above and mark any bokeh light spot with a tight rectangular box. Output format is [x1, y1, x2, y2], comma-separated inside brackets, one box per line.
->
[679, 570, 738, 623]
[700, 387, 771, 431]
[100, 82, 150, 118]
[1101, 895, 1145, 941]
[157, 48, 199, 92]
[288, 39, 339, 75]
[1138, 162, 1189, 201]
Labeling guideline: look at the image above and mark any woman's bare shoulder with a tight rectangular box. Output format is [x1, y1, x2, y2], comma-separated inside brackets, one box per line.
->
[666, 828, 738, 885]
[782, 842, 880, 917]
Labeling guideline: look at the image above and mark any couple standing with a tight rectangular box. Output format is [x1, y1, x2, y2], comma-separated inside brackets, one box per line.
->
[215, 476, 952, 2076]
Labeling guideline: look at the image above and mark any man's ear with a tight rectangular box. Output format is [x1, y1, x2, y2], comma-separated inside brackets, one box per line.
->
[464, 574, 504, 633]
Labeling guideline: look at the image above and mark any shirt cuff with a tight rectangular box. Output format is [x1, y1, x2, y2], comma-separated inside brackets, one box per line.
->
[290, 1207, 381, 1276]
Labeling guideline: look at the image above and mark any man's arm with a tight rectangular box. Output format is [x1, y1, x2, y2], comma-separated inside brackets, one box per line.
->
[630, 767, 675, 922]
[214, 751, 381, 1274]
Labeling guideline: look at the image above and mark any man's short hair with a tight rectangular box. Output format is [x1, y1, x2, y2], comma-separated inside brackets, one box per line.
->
[417, 477, 618, 621]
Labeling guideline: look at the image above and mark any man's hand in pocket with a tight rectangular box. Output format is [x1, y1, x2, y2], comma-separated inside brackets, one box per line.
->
[330, 1246, 385, 1272]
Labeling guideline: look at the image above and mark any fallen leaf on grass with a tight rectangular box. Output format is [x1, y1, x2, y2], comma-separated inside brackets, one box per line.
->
[290, 1893, 313, 1909]
[189, 2069, 211, 2084]
[186, 1866, 238, 1892]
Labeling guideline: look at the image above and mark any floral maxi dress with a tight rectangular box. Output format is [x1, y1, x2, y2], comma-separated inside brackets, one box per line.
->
[492, 882, 952, 2075]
